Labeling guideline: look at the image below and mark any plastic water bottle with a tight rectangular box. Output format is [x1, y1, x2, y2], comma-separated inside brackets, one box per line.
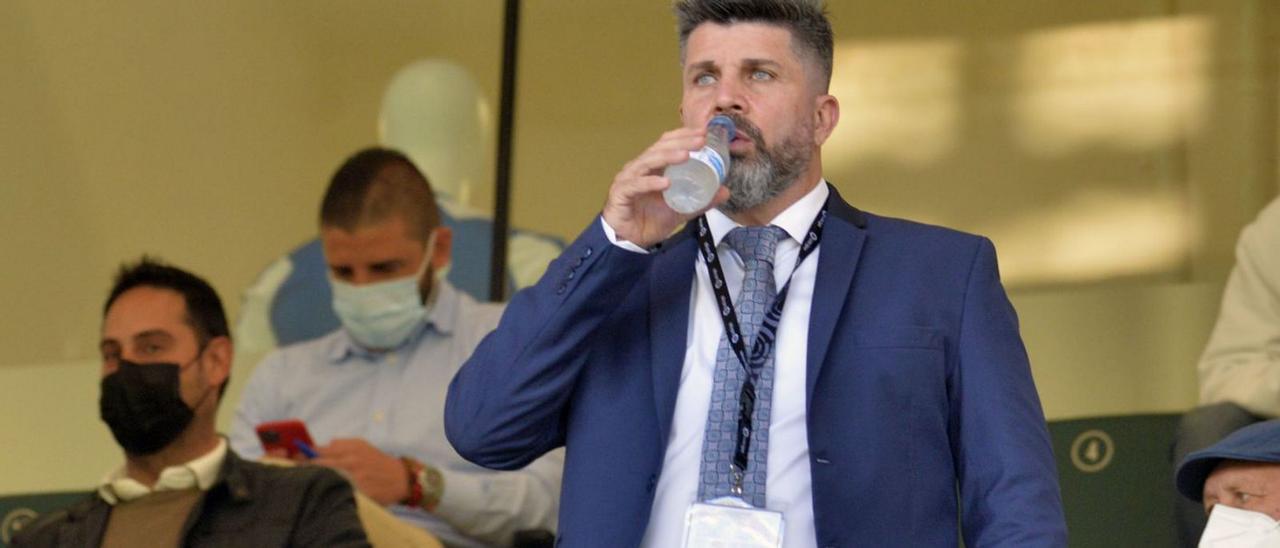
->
[663, 115, 736, 214]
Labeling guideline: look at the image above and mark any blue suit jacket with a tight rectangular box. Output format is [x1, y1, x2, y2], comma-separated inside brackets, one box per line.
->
[446, 186, 1067, 547]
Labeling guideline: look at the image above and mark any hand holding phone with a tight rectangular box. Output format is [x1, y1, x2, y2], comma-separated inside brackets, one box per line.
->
[255, 419, 317, 459]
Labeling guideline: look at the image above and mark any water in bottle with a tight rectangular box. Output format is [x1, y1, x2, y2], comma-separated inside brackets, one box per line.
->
[663, 115, 736, 214]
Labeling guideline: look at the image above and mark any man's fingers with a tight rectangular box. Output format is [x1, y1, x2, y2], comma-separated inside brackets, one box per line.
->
[327, 437, 365, 450]
[614, 175, 670, 200]
[314, 446, 356, 467]
[620, 132, 705, 178]
[615, 126, 705, 179]
[311, 456, 341, 469]
[603, 125, 712, 247]
[320, 437, 375, 458]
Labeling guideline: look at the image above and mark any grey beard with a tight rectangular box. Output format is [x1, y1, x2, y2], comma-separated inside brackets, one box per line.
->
[719, 133, 811, 214]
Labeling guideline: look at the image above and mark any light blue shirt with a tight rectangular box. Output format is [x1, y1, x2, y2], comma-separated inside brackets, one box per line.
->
[230, 280, 562, 548]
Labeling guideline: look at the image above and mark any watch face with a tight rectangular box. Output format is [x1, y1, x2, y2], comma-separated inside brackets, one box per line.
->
[420, 465, 445, 503]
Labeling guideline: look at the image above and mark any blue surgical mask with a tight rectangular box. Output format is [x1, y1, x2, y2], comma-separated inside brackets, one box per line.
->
[330, 234, 436, 350]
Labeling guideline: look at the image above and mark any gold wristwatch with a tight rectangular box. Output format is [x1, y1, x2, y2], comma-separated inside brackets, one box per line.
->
[401, 456, 445, 512]
[416, 463, 445, 512]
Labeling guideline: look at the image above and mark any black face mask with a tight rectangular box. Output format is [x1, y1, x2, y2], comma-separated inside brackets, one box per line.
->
[99, 358, 202, 456]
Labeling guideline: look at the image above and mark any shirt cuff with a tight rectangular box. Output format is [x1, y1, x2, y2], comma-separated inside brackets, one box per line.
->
[432, 468, 486, 523]
[599, 216, 650, 254]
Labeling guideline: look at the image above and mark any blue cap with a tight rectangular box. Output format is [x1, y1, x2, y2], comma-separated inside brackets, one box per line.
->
[1176, 419, 1280, 502]
[708, 115, 736, 141]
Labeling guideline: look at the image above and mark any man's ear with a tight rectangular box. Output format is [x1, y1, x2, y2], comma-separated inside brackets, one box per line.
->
[813, 94, 840, 146]
[202, 335, 233, 391]
[430, 226, 453, 271]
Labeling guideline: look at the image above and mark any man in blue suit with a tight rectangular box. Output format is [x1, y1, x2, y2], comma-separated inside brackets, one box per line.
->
[445, 0, 1066, 545]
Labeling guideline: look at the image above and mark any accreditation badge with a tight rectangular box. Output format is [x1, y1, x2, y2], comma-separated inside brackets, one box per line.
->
[681, 496, 785, 548]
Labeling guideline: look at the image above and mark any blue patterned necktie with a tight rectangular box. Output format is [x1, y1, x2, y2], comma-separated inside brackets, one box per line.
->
[697, 225, 783, 508]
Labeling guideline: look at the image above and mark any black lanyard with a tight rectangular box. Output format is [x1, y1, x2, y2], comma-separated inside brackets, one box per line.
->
[694, 205, 827, 493]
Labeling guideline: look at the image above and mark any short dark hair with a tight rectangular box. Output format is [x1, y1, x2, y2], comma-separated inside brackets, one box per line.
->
[104, 257, 231, 398]
[674, 0, 834, 90]
[319, 147, 441, 242]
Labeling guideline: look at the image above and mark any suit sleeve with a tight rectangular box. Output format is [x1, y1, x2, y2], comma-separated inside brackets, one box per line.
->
[952, 238, 1068, 547]
[445, 218, 651, 470]
[1198, 199, 1280, 417]
[293, 467, 371, 547]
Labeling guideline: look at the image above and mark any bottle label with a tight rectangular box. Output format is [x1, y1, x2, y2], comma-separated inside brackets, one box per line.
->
[690, 147, 726, 182]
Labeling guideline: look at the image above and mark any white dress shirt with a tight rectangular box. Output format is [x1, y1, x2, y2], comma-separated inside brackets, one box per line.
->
[604, 181, 828, 548]
[98, 439, 227, 504]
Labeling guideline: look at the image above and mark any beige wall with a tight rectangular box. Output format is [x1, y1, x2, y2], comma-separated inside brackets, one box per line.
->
[2, 1, 1277, 494]
[511, 1, 1276, 284]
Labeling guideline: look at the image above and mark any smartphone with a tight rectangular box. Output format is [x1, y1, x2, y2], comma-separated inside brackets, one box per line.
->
[255, 419, 317, 459]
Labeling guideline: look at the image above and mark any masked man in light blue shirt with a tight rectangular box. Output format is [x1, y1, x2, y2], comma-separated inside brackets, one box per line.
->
[230, 147, 562, 548]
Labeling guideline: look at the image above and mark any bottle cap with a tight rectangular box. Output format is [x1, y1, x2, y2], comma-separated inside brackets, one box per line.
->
[708, 115, 736, 141]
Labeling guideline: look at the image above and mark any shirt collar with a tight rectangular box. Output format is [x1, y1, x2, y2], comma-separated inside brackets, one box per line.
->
[98, 438, 228, 505]
[326, 278, 460, 363]
[705, 179, 830, 246]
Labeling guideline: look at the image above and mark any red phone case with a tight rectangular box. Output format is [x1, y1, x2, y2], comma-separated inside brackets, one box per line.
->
[254, 419, 316, 458]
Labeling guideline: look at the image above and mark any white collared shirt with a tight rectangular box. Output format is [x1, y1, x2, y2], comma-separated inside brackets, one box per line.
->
[604, 181, 828, 548]
[98, 439, 228, 505]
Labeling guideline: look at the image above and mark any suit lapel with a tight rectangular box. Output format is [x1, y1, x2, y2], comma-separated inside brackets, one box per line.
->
[650, 225, 698, 447]
[806, 186, 867, 404]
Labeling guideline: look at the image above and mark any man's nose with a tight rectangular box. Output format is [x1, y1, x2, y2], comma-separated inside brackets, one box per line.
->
[348, 269, 377, 286]
[713, 79, 746, 114]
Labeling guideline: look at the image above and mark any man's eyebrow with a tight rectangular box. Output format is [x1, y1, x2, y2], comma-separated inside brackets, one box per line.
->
[686, 60, 718, 73]
[741, 58, 781, 68]
[132, 329, 174, 342]
[686, 58, 782, 74]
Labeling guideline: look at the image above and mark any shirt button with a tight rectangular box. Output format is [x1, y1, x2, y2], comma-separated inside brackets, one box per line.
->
[385, 354, 398, 365]
[373, 411, 386, 423]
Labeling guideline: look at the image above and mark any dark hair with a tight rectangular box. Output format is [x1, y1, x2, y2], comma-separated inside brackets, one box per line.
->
[319, 147, 440, 242]
[674, 0, 834, 90]
[104, 257, 232, 398]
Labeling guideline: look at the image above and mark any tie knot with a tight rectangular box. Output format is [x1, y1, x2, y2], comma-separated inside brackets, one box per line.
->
[724, 225, 783, 267]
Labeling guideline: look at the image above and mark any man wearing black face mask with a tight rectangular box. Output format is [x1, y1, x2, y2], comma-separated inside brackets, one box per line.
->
[12, 258, 369, 547]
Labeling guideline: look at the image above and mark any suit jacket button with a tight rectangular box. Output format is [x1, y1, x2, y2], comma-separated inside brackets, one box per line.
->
[556, 283, 568, 295]
[566, 270, 576, 280]
[583, 247, 593, 258]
